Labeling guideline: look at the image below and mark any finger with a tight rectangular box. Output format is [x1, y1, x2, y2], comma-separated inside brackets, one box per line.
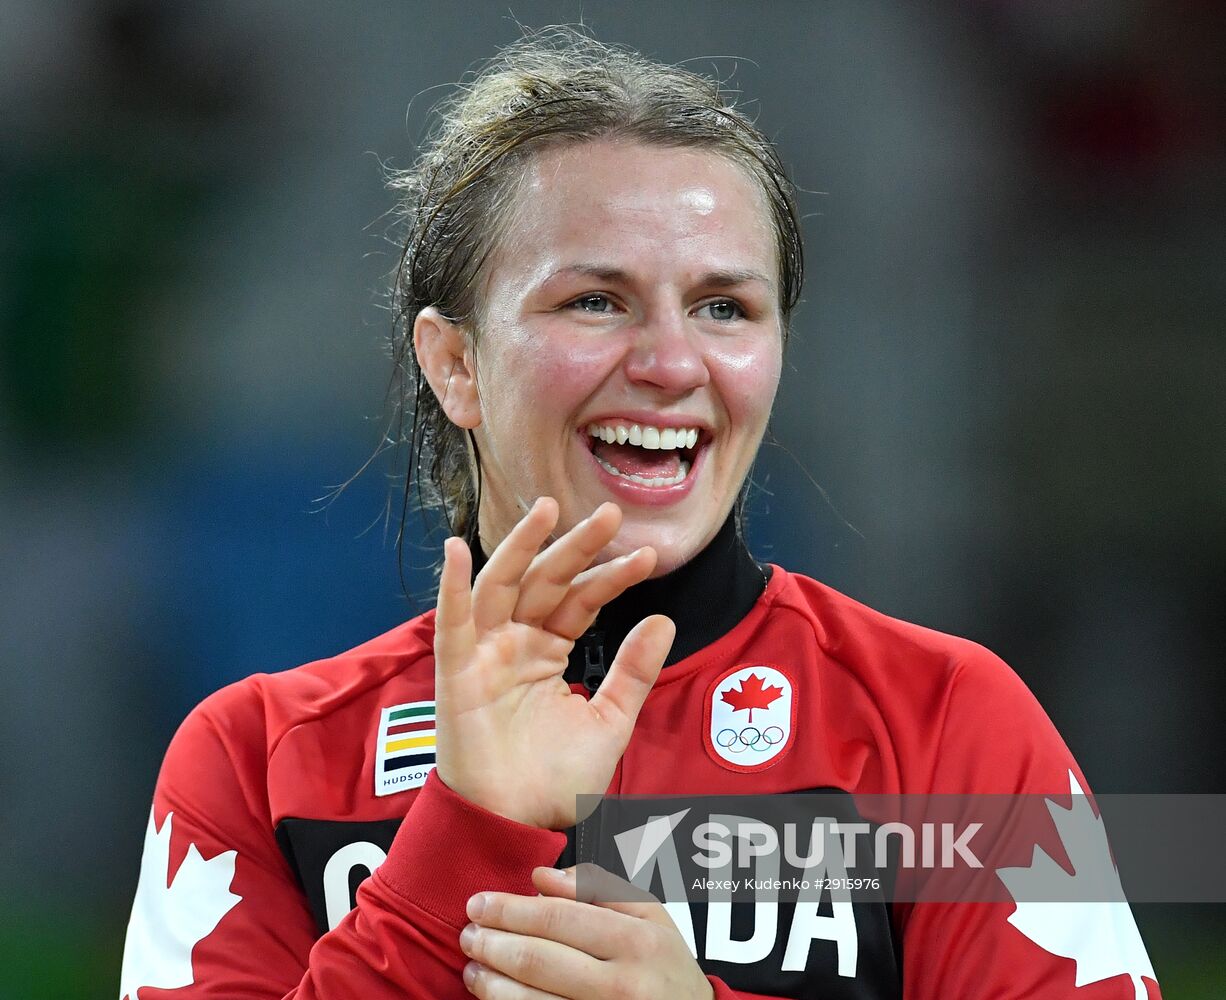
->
[463, 961, 566, 1000]
[467, 888, 637, 961]
[434, 537, 477, 675]
[534, 866, 676, 927]
[471, 497, 560, 633]
[588, 615, 675, 737]
[460, 924, 600, 998]
[512, 502, 622, 625]
[541, 546, 657, 641]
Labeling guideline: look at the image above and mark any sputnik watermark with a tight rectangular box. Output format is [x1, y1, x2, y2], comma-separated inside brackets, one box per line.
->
[689, 818, 983, 870]
[573, 790, 1226, 905]
[596, 807, 982, 905]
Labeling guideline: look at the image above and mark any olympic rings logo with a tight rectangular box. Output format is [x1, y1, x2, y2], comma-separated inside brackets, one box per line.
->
[715, 726, 785, 753]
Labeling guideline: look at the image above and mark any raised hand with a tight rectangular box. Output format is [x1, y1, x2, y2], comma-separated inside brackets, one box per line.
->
[433, 497, 676, 830]
[459, 866, 714, 1000]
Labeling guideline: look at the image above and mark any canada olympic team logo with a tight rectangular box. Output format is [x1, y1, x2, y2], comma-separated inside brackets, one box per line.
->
[704, 663, 795, 773]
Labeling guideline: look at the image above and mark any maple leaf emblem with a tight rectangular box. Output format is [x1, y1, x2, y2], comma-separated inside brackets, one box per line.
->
[120, 809, 242, 1000]
[720, 672, 783, 723]
[996, 771, 1156, 1000]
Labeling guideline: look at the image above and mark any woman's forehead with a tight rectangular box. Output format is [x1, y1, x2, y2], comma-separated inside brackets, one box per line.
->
[492, 139, 777, 288]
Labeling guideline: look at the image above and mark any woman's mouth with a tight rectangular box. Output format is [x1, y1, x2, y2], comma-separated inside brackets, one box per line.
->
[584, 421, 703, 489]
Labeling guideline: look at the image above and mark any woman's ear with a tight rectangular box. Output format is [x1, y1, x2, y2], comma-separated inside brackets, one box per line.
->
[413, 306, 481, 429]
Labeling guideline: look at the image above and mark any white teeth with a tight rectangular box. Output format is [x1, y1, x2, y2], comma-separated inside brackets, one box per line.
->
[587, 422, 702, 452]
[594, 454, 692, 487]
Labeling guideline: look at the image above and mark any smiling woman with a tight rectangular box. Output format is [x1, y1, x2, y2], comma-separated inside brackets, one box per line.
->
[119, 26, 1161, 1000]
[387, 36, 802, 572]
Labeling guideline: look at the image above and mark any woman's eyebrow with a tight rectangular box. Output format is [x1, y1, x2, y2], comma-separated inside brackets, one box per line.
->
[542, 263, 630, 286]
[540, 263, 775, 291]
[698, 268, 775, 292]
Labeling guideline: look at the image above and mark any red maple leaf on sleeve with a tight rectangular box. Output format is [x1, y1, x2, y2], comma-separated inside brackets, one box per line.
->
[721, 673, 783, 723]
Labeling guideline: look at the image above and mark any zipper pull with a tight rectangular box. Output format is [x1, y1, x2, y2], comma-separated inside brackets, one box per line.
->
[581, 629, 606, 694]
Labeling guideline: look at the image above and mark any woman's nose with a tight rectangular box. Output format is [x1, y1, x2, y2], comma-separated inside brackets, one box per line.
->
[623, 310, 711, 394]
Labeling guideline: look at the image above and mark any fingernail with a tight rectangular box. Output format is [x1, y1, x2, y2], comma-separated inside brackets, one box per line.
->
[467, 893, 486, 919]
[460, 923, 478, 952]
[463, 961, 481, 988]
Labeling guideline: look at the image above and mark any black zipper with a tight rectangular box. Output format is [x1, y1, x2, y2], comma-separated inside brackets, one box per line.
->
[580, 628, 606, 694]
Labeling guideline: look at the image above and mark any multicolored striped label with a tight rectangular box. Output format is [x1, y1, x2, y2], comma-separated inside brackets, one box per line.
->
[374, 701, 437, 797]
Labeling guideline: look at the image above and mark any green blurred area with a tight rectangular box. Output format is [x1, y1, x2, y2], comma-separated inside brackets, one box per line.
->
[1139, 909, 1226, 997]
[0, 153, 211, 451]
[0, 912, 119, 999]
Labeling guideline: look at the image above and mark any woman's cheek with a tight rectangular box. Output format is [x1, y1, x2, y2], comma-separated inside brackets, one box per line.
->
[710, 339, 782, 421]
[523, 335, 624, 394]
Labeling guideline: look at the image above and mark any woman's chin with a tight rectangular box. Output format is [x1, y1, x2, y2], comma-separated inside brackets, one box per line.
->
[607, 524, 721, 579]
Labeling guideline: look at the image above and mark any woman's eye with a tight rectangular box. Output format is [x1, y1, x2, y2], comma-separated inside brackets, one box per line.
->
[698, 299, 745, 322]
[570, 293, 615, 313]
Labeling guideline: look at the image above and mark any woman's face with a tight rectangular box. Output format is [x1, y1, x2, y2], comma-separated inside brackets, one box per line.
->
[461, 140, 783, 574]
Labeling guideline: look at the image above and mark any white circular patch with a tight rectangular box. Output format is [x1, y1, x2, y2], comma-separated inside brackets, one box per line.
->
[707, 665, 794, 772]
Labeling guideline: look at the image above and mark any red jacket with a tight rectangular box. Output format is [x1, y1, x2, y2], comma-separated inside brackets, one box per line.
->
[119, 564, 1160, 999]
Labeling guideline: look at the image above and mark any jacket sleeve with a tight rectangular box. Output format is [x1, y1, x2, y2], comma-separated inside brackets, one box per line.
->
[706, 979, 786, 1000]
[119, 680, 567, 1000]
[897, 645, 1161, 1000]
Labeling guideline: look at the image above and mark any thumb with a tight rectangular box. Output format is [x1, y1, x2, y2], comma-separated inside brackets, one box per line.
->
[589, 614, 675, 736]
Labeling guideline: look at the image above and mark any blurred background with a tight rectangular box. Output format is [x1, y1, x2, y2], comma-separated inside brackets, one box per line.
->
[1, 0, 1222, 995]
